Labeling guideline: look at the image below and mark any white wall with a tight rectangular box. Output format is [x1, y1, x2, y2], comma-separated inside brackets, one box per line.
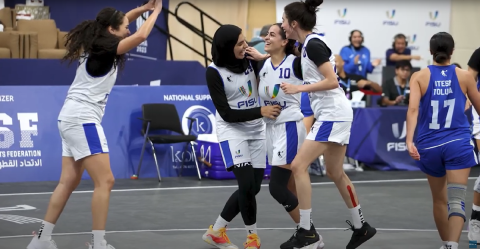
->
[449, 0, 480, 68]
[276, 0, 456, 82]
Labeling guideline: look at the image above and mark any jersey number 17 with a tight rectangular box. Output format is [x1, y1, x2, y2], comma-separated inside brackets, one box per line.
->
[429, 99, 455, 129]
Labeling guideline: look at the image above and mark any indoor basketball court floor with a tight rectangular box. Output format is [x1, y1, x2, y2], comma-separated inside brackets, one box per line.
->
[1, 168, 479, 249]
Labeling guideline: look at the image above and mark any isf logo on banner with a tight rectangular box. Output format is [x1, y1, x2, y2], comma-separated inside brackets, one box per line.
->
[387, 121, 406, 152]
[0, 113, 42, 170]
[426, 10, 441, 27]
[334, 8, 350, 25]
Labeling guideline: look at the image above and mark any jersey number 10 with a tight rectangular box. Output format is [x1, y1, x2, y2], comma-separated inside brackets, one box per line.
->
[279, 68, 291, 79]
[429, 99, 455, 129]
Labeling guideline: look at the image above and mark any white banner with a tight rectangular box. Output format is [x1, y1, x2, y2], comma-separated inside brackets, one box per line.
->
[276, 0, 451, 83]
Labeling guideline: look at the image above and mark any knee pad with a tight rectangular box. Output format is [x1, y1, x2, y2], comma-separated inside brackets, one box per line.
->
[447, 183, 467, 221]
[269, 181, 298, 212]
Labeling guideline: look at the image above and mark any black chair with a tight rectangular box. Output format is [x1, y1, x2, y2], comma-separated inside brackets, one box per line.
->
[136, 103, 201, 181]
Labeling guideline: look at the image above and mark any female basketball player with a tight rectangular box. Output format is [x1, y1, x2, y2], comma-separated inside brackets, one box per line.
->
[201, 24, 279, 249]
[406, 32, 480, 249]
[255, 23, 323, 249]
[280, 0, 376, 248]
[467, 47, 480, 242]
[27, 1, 162, 249]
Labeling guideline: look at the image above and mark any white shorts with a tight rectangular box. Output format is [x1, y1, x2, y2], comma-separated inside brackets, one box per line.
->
[58, 121, 109, 161]
[306, 121, 351, 145]
[473, 121, 480, 139]
[266, 120, 306, 166]
[219, 139, 266, 170]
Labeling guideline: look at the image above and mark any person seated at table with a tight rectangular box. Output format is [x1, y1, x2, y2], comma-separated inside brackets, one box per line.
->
[380, 60, 412, 106]
[334, 54, 381, 101]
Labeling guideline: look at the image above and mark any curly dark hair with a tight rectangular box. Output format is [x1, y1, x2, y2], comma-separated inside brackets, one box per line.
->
[62, 7, 127, 72]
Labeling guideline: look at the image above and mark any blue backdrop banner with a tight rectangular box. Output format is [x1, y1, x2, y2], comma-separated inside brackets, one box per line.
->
[347, 107, 418, 171]
[0, 86, 215, 183]
[0, 59, 206, 86]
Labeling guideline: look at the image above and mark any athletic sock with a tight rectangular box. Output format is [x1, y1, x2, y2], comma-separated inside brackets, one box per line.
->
[92, 230, 105, 249]
[37, 221, 55, 241]
[245, 224, 257, 235]
[472, 205, 480, 220]
[213, 215, 229, 231]
[299, 209, 312, 230]
[349, 205, 365, 229]
[445, 241, 458, 249]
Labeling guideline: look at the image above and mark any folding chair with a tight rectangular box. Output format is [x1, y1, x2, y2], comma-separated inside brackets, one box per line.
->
[136, 103, 200, 181]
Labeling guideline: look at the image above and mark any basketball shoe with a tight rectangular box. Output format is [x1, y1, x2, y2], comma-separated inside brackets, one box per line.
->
[202, 225, 238, 249]
[280, 225, 324, 249]
[87, 240, 115, 249]
[26, 232, 58, 249]
[345, 220, 376, 249]
[243, 233, 260, 249]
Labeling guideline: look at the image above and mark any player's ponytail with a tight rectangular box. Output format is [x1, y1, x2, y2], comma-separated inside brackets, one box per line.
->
[434, 52, 449, 64]
[429, 32, 454, 64]
[62, 20, 97, 64]
[304, 0, 323, 13]
[284, 0, 322, 31]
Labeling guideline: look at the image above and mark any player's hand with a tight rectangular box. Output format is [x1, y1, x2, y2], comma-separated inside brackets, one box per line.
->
[354, 54, 360, 64]
[395, 95, 405, 103]
[246, 47, 269, 61]
[154, 0, 163, 12]
[372, 58, 381, 67]
[261, 105, 281, 119]
[412, 55, 421, 60]
[407, 142, 420, 160]
[281, 82, 299, 94]
[143, 0, 156, 11]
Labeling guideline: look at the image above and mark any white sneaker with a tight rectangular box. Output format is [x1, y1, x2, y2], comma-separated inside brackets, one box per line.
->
[26, 233, 58, 249]
[469, 219, 480, 241]
[87, 240, 115, 249]
[317, 234, 325, 249]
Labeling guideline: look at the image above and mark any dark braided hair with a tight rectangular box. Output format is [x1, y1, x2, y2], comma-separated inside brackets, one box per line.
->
[62, 7, 127, 72]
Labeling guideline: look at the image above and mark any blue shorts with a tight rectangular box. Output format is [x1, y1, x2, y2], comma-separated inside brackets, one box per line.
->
[416, 139, 478, 177]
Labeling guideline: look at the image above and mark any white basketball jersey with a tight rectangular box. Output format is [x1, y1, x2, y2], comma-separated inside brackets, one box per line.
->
[302, 34, 353, 121]
[473, 106, 480, 125]
[58, 56, 118, 123]
[209, 62, 265, 141]
[258, 55, 304, 124]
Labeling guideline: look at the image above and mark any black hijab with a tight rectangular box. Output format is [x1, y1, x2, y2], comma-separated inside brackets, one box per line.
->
[211, 25, 249, 74]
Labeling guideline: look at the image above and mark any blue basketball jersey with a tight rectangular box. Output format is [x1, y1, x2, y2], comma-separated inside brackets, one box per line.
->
[415, 65, 471, 149]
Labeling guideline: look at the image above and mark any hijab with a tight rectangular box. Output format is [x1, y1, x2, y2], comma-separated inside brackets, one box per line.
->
[211, 24, 249, 74]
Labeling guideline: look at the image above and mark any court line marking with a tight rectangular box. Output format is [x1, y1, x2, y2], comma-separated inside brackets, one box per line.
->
[0, 177, 477, 197]
[0, 227, 469, 239]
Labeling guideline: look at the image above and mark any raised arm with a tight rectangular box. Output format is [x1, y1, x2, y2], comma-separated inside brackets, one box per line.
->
[125, 0, 156, 24]
[117, 0, 162, 55]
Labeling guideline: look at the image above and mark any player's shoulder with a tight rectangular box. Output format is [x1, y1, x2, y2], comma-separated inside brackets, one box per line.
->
[454, 66, 472, 81]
